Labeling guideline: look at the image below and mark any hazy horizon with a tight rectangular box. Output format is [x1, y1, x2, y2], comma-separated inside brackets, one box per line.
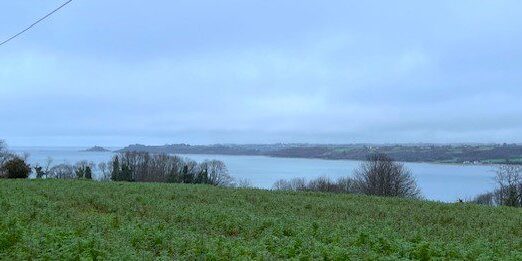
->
[2, 1, 522, 146]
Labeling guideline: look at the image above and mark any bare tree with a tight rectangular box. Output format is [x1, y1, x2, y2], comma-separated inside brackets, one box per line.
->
[44, 157, 53, 171]
[273, 179, 293, 191]
[34, 157, 54, 179]
[470, 192, 495, 206]
[493, 165, 522, 207]
[74, 160, 95, 179]
[353, 154, 421, 198]
[108, 152, 232, 185]
[0, 140, 15, 167]
[233, 178, 255, 189]
[336, 176, 357, 193]
[98, 162, 110, 181]
[273, 176, 357, 193]
[308, 176, 339, 192]
[273, 177, 307, 191]
[201, 160, 233, 186]
[49, 163, 75, 179]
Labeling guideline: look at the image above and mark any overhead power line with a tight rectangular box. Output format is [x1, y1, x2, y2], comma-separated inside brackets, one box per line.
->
[0, 0, 74, 47]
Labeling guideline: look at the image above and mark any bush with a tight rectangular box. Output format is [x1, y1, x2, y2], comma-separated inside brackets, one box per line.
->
[0, 158, 31, 179]
[48, 164, 75, 179]
[469, 192, 494, 206]
[273, 154, 422, 199]
[0, 140, 15, 167]
[74, 161, 95, 179]
[273, 176, 357, 193]
[354, 153, 421, 198]
[471, 165, 522, 208]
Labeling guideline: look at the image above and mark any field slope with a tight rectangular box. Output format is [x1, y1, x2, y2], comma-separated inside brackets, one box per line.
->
[0, 180, 521, 260]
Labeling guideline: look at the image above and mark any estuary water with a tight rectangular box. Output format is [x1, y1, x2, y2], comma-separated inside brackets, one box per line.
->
[12, 146, 496, 202]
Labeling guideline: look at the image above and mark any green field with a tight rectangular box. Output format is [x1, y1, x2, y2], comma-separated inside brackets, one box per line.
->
[0, 180, 521, 260]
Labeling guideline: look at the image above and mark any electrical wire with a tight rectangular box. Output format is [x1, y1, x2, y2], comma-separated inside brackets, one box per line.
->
[0, 0, 73, 47]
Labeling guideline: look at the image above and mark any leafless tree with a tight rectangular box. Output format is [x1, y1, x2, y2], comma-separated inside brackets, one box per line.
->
[201, 160, 233, 186]
[493, 165, 522, 207]
[74, 160, 95, 179]
[0, 140, 15, 167]
[273, 177, 307, 191]
[108, 152, 231, 186]
[98, 162, 110, 181]
[43, 157, 53, 178]
[273, 176, 356, 193]
[49, 163, 75, 179]
[308, 176, 339, 192]
[336, 176, 357, 193]
[470, 192, 495, 206]
[273, 179, 292, 191]
[353, 153, 421, 198]
[290, 177, 308, 191]
[233, 178, 255, 189]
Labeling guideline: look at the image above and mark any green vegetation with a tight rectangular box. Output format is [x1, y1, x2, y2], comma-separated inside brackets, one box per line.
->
[1, 180, 521, 260]
[119, 143, 522, 164]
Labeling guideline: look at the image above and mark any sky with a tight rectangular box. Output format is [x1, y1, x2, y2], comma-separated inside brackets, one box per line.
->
[1, 0, 522, 146]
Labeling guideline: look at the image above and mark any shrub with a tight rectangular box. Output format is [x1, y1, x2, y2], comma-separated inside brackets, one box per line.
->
[0, 158, 31, 179]
[273, 176, 356, 193]
[354, 153, 421, 198]
[48, 164, 75, 179]
[469, 192, 494, 206]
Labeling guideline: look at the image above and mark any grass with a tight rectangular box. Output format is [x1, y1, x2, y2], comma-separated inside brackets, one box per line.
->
[0, 179, 521, 260]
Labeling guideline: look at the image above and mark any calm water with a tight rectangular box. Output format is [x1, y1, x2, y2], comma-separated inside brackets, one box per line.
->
[12, 147, 496, 202]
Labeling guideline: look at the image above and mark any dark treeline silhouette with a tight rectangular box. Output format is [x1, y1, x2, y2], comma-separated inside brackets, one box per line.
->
[273, 153, 422, 199]
[1, 140, 234, 187]
[120, 143, 522, 164]
[3, 139, 522, 206]
[108, 151, 233, 186]
[0, 140, 31, 179]
[470, 165, 522, 207]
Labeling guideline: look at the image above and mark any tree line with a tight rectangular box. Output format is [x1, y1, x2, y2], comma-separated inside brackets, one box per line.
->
[2, 139, 522, 207]
[107, 151, 233, 186]
[0, 140, 234, 187]
[273, 153, 422, 199]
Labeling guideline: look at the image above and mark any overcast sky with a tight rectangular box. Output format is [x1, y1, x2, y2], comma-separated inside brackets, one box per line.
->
[1, 1, 521, 146]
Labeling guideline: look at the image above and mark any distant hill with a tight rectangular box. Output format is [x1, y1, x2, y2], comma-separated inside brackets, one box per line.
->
[82, 146, 111, 152]
[118, 143, 522, 164]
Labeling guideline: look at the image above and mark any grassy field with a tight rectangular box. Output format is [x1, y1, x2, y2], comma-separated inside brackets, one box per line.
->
[0, 180, 521, 260]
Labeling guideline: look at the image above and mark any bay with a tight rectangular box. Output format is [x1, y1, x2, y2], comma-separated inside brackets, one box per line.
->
[12, 146, 496, 202]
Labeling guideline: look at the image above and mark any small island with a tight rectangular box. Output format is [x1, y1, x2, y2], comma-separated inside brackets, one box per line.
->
[81, 146, 111, 152]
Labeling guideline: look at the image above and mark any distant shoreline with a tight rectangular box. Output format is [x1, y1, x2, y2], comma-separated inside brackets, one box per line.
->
[116, 143, 522, 166]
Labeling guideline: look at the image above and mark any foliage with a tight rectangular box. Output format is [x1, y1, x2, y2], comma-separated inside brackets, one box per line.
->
[0, 158, 31, 179]
[109, 152, 232, 186]
[0, 179, 520, 259]
[119, 143, 522, 164]
[34, 166, 45, 179]
[33, 157, 53, 179]
[74, 161, 95, 180]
